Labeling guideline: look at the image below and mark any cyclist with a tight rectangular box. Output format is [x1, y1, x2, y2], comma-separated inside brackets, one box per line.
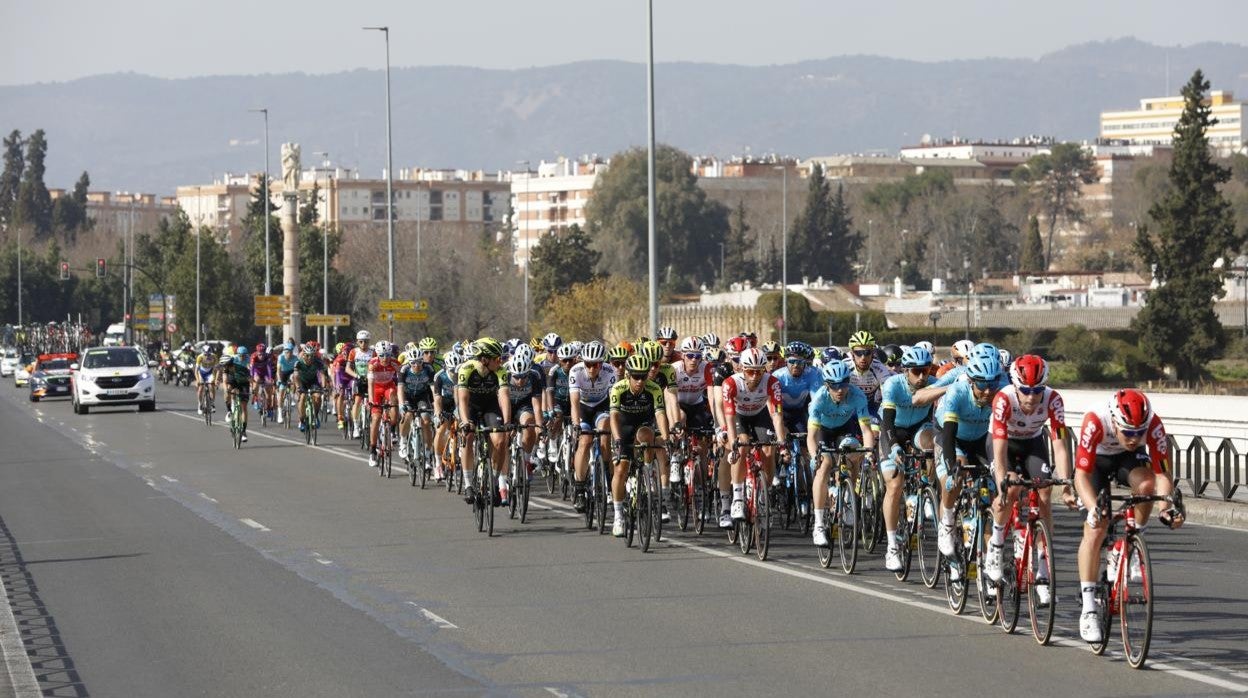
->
[505, 347, 546, 474]
[293, 343, 327, 432]
[419, 337, 443, 374]
[985, 354, 1075, 599]
[331, 341, 354, 432]
[276, 342, 299, 423]
[807, 361, 875, 547]
[773, 340, 821, 444]
[842, 331, 893, 419]
[365, 341, 400, 468]
[430, 350, 461, 481]
[656, 326, 679, 364]
[760, 340, 784, 372]
[671, 336, 716, 508]
[878, 345, 941, 571]
[936, 339, 975, 378]
[700, 332, 720, 350]
[346, 331, 374, 439]
[543, 343, 577, 472]
[723, 347, 785, 524]
[1074, 389, 1184, 643]
[935, 347, 1003, 561]
[398, 346, 436, 462]
[455, 338, 512, 503]
[195, 343, 218, 415]
[250, 343, 277, 419]
[569, 341, 618, 513]
[220, 347, 252, 442]
[608, 354, 670, 537]
[539, 333, 562, 373]
[607, 344, 629, 374]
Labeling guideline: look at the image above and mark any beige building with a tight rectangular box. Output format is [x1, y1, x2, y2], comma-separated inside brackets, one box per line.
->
[511, 156, 606, 267]
[803, 154, 1003, 184]
[1100, 90, 1246, 155]
[48, 189, 178, 237]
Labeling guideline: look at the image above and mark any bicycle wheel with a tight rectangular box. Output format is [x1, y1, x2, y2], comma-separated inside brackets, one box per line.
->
[519, 454, 532, 524]
[999, 546, 1021, 634]
[753, 476, 770, 561]
[896, 492, 915, 582]
[484, 465, 496, 537]
[640, 472, 656, 553]
[677, 463, 692, 532]
[1090, 573, 1111, 655]
[796, 454, 812, 536]
[595, 457, 608, 536]
[975, 510, 999, 624]
[1027, 520, 1057, 646]
[944, 538, 968, 614]
[1120, 536, 1154, 669]
[508, 448, 520, 520]
[859, 470, 881, 554]
[693, 456, 708, 535]
[473, 470, 485, 533]
[835, 479, 858, 573]
[650, 463, 665, 543]
[546, 439, 559, 495]
[917, 486, 942, 588]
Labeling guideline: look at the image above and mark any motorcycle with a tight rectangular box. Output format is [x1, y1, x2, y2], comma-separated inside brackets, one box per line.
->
[175, 357, 195, 387]
[159, 358, 175, 384]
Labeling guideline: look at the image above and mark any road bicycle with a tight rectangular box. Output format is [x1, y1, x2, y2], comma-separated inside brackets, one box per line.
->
[671, 426, 716, 533]
[857, 451, 886, 553]
[815, 444, 872, 574]
[1087, 489, 1182, 668]
[199, 384, 215, 427]
[997, 475, 1071, 644]
[580, 428, 611, 534]
[280, 382, 296, 430]
[621, 442, 665, 552]
[731, 438, 783, 561]
[895, 446, 939, 586]
[944, 461, 998, 620]
[302, 388, 324, 446]
[466, 424, 515, 537]
[438, 413, 462, 495]
[547, 417, 574, 500]
[404, 407, 434, 488]
[779, 431, 813, 535]
[507, 423, 543, 523]
[374, 399, 396, 478]
[226, 389, 246, 449]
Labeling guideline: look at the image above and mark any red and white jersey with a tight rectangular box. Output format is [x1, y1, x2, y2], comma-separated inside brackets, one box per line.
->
[1075, 408, 1168, 474]
[367, 357, 399, 386]
[673, 360, 715, 406]
[722, 373, 781, 418]
[991, 386, 1066, 441]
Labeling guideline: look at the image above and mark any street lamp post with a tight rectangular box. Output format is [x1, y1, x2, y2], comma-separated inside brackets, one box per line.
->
[963, 256, 971, 340]
[14, 222, 21, 327]
[195, 185, 201, 343]
[248, 107, 272, 346]
[645, 0, 658, 337]
[516, 160, 532, 334]
[316, 151, 331, 348]
[774, 165, 788, 345]
[364, 26, 396, 339]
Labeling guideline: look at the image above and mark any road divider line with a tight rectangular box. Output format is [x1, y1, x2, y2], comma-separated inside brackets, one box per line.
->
[239, 518, 270, 532]
[198, 493, 218, 503]
[161, 475, 178, 483]
[405, 602, 457, 629]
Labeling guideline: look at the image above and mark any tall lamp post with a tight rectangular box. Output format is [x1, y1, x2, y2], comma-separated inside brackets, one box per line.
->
[963, 256, 972, 340]
[517, 160, 531, 333]
[364, 26, 396, 339]
[774, 165, 788, 345]
[1237, 254, 1248, 339]
[645, 0, 658, 337]
[247, 107, 272, 346]
[316, 151, 331, 348]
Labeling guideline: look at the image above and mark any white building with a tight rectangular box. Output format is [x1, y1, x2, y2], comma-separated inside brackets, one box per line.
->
[1100, 90, 1246, 155]
[511, 156, 606, 267]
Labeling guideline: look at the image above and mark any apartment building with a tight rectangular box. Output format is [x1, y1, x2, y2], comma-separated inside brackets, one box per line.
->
[1100, 90, 1246, 155]
[511, 156, 606, 267]
[48, 189, 178, 236]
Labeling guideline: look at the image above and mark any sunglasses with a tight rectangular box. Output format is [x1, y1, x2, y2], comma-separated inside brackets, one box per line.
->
[585, 361, 602, 368]
[658, 339, 676, 346]
[610, 359, 626, 366]
[743, 369, 763, 377]
[1017, 384, 1045, 396]
[786, 358, 807, 366]
[628, 372, 648, 380]
[559, 358, 574, 364]
[683, 352, 703, 360]
[765, 354, 780, 362]
[825, 381, 849, 390]
[1120, 426, 1147, 438]
[971, 380, 995, 391]
[852, 349, 873, 357]
[907, 367, 928, 377]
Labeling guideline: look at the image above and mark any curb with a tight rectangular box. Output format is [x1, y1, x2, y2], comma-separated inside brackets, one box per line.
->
[1182, 496, 1248, 530]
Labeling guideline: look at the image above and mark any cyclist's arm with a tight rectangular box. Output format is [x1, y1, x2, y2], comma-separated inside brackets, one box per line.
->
[990, 392, 1011, 486]
[497, 385, 512, 425]
[569, 388, 583, 428]
[767, 379, 785, 443]
[912, 384, 948, 406]
[940, 417, 959, 469]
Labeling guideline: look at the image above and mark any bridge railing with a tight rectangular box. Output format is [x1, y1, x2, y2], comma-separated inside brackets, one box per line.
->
[1047, 430, 1245, 502]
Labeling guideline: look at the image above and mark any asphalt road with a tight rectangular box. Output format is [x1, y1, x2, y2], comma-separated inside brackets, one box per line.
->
[1, 383, 1246, 697]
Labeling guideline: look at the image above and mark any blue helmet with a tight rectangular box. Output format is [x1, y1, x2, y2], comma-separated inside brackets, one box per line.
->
[966, 351, 1002, 382]
[820, 346, 842, 364]
[785, 341, 813, 360]
[821, 361, 852, 385]
[971, 342, 999, 362]
[900, 345, 933, 368]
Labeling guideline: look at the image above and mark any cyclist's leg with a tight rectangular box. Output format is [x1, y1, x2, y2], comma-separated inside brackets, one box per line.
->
[486, 412, 508, 475]
[1127, 457, 1158, 524]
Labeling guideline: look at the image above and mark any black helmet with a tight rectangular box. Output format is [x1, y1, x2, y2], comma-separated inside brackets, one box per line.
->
[882, 344, 903, 368]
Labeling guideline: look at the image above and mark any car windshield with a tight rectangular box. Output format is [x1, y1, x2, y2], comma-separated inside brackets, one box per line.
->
[83, 349, 143, 369]
[42, 359, 71, 371]
[4, 348, 17, 359]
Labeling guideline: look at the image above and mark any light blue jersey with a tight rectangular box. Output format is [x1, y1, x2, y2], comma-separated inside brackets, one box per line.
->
[807, 384, 871, 431]
[277, 353, 299, 373]
[938, 380, 995, 441]
[880, 374, 934, 429]
[931, 365, 1008, 390]
[772, 366, 824, 415]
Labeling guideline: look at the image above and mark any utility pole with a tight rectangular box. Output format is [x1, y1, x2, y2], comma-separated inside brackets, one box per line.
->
[248, 107, 272, 346]
[517, 160, 531, 333]
[645, 0, 659, 337]
[364, 26, 395, 339]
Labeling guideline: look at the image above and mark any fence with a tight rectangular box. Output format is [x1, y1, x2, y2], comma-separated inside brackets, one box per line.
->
[605, 305, 771, 343]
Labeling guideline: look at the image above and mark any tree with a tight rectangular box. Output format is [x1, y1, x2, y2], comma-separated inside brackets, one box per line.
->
[540, 276, 647, 342]
[53, 170, 92, 237]
[1019, 216, 1045, 272]
[0, 130, 22, 225]
[721, 199, 756, 286]
[759, 235, 781, 284]
[585, 145, 728, 290]
[1133, 69, 1244, 380]
[1013, 142, 1097, 269]
[821, 182, 859, 282]
[789, 163, 831, 281]
[14, 129, 53, 236]
[528, 223, 599, 311]
[241, 174, 281, 294]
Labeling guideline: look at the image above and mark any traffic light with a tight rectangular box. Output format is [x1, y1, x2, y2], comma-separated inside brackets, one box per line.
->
[59, 261, 70, 280]
[96, 258, 106, 278]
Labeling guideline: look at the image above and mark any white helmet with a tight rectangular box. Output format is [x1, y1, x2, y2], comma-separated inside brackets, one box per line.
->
[513, 343, 535, 363]
[506, 352, 532, 374]
[952, 339, 975, 359]
[581, 340, 606, 363]
[374, 340, 393, 357]
[739, 347, 766, 370]
[405, 348, 421, 364]
[680, 336, 705, 354]
[915, 340, 935, 355]
[556, 344, 577, 360]
[356, 330, 371, 342]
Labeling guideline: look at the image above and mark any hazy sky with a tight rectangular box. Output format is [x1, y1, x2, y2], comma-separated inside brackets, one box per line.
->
[3, 0, 1247, 86]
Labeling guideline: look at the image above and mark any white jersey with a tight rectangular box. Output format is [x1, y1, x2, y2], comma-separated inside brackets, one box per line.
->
[673, 360, 714, 406]
[841, 357, 892, 404]
[990, 385, 1065, 440]
[568, 361, 618, 406]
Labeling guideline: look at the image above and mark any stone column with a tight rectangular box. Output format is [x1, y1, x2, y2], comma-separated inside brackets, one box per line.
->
[281, 194, 301, 344]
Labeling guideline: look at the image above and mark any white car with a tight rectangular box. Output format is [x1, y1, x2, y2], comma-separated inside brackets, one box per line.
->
[12, 352, 34, 387]
[1, 347, 19, 377]
[71, 346, 157, 413]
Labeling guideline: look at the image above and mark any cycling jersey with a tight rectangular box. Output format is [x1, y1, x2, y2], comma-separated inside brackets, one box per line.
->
[807, 383, 871, 431]
[938, 380, 994, 442]
[293, 357, 324, 389]
[398, 361, 436, 401]
[673, 360, 714, 406]
[711, 361, 734, 388]
[195, 354, 216, 380]
[224, 360, 251, 390]
[649, 363, 677, 391]
[880, 373, 934, 429]
[772, 365, 823, 416]
[250, 353, 275, 381]
[457, 359, 508, 410]
[367, 356, 399, 407]
[609, 379, 665, 420]
[568, 361, 618, 407]
[721, 373, 782, 418]
[930, 365, 1008, 390]
[1075, 408, 1168, 475]
[546, 365, 571, 405]
[507, 367, 545, 405]
[841, 357, 892, 407]
[990, 385, 1066, 441]
[349, 347, 374, 379]
[432, 368, 456, 400]
[277, 353, 299, 374]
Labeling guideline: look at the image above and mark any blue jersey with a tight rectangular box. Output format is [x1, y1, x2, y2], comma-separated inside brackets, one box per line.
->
[880, 374, 934, 429]
[399, 362, 436, 399]
[772, 366, 823, 416]
[277, 353, 299, 373]
[807, 384, 871, 431]
[931, 366, 1009, 390]
[547, 365, 571, 404]
[938, 380, 994, 442]
[507, 368, 546, 405]
[433, 369, 455, 399]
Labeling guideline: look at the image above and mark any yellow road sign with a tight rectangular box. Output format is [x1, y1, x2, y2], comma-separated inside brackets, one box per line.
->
[391, 310, 429, 322]
[254, 295, 290, 308]
[305, 314, 351, 327]
[379, 299, 415, 311]
[254, 318, 286, 327]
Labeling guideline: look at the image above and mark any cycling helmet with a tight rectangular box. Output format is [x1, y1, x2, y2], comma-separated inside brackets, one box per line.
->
[512, 343, 535, 363]
[680, 336, 705, 354]
[542, 332, 563, 351]
[1110, 389, 1152, 430]
[374, 340, 393, 358]
[556, 344, 577, 361]
[306, 340, 320, 352]
[785, 341, 813, 360]
[640, 340, 664, 364]
[581, 340, 606, 363]
[404, 341, 417, 353]
[739, 347, 766, 370]
[740, 331, 758, 348]
[705, 347, 724, 363]
[335, 342, 346, 354]
[820, 346, 843, 364]
[506, 352, 532, 375]
[951, 339, 975, 359]
[761, 340, 781, 356]
[607, 345, 629, 361]
[404, 348, 421, 364]
[529, 337, 543, 353]
[624, 354, 651, 375]
[218, 354, 232, 366]
[356, 330, 371, 342]
[1009, 354, 1048, 388]
[900, 345, 933, 368]
[965, 351, 1002, 382]
[915, 340, 935, 355]
[971, 342, 999, 362]
[873, 347, 888, 365]
[882, 344, 904, 367]
[569, 341, 584, 357]
[181, 341, 191, 350]
[445, 351, 462, 372]
[998, 349, 1013, 367]
[657, 326, 678, 341]
[848, 331, 876, 349]
[475, 337, 503, 359]
[725, 336, 750, 355]
[701, 332, 721, 349]
[617, 340, 635, 356]
[821, 361, 852, 385]
[236, 346, 249, 356]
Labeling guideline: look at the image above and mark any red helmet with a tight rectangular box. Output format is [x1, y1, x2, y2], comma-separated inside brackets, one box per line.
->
[725, 336, 750, 355]
[1109, 389, 1152, 430]
[1009, 355, 1048, 388]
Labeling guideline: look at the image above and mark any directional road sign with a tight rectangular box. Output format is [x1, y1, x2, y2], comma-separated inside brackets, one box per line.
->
[305, 314, 351, 327]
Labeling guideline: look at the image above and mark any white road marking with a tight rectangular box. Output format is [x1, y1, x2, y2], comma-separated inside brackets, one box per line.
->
[239, 518, 270, 532]
[310, 552, 334, 565]
[161, 475, 178, 483]
[0, 565, 42, 697]
[544, 688, 570, 698]
[198, 492, 218, 503]
[406, 602, 457, 629]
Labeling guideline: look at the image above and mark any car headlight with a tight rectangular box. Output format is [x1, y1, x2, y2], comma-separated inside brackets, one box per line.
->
[139, 371, 151, 381]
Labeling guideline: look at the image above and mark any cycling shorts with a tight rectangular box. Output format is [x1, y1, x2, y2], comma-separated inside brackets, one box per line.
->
[369, 385, 397, 414]
[402, 397, 432, 415]
[578, 400, 610, 432]
[437, 395, 456, 418]
[817, 425, 861, 454]
[679, 401, 714, 432]
[1089, 449, 1155, 495]
[733, 411, 774, 445]
[279, 370, 294, 385]
[937, 434, 991, 480]
[1004, 436, 1052, 481]
[512, 402, 535, 420]
[616, 414, 657, 457]
[465, 405, 504, 429]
